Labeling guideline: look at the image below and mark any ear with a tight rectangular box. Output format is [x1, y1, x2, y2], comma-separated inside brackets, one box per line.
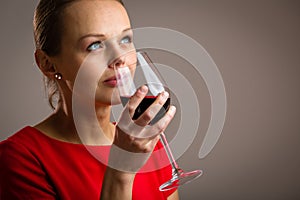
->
[34, 49, 56, 79]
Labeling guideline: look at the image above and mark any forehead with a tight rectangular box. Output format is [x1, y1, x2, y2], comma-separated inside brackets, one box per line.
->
[62, 0, 130, 38]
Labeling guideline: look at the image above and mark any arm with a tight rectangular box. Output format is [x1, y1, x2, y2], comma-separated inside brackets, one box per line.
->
[168, 190, 180, 200]
[100, 87, 176, 199]
[100, 167, 135, 200]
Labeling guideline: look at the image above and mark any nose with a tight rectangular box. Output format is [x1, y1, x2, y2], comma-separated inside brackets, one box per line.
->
[108, 55, 126, 69]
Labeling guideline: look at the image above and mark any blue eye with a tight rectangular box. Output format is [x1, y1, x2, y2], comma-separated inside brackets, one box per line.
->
[87, 41, 103, 51]
[120, 36, 132, 44]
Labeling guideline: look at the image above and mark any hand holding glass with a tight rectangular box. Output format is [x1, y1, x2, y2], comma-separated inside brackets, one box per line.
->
[115, 51, 202, 191]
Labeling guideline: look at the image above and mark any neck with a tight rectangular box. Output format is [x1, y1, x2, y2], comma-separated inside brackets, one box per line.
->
[48, 101, 115, 145]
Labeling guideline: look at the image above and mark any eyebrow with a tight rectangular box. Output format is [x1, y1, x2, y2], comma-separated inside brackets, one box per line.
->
[79, 27, 132, 41]
[122, 27, 132, 33]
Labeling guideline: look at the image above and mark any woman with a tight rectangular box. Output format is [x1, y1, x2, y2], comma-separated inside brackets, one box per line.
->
[0, 0, 178, 199]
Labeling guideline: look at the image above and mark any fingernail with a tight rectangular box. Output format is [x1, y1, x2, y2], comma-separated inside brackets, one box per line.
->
[140, 85, 147, 93]
[162, 91, 169, 98]
[169, 106, 176, 114]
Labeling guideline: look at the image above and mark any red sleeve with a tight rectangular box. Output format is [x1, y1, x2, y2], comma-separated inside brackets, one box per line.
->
[0, 140, 56, 199]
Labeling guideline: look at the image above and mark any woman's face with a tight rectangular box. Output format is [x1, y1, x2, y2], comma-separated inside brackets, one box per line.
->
[52, 0, 135, 105]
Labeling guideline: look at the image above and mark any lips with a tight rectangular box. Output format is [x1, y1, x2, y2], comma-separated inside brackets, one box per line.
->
[103, 75, 118, 87]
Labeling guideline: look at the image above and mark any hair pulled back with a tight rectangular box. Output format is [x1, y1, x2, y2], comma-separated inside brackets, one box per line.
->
[33, 0, 124, 109]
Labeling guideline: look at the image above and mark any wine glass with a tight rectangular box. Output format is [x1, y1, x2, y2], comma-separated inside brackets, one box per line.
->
[114, 50, 202, 191]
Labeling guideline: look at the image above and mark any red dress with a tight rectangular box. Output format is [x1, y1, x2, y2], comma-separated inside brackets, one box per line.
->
[0, 126, 176, 199]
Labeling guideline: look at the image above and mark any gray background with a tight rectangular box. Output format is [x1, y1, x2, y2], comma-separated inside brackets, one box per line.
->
[1, 0, 300, 199]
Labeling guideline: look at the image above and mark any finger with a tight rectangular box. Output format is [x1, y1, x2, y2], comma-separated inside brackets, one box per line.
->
[135, 91, 169, 127]
[137, 105, 176, 139]
[126, 85, 148, 118]
[148, 105, 176, 137]
[117, 86, 148, 138]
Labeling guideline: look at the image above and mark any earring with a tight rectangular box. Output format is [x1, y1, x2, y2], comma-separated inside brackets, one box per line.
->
[54, 73, 62, 80]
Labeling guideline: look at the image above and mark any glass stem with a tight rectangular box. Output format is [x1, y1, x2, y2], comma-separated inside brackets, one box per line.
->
[159, 132, 180, 174]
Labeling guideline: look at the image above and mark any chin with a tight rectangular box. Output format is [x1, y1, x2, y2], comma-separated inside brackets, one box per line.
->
[94, 94, 121, 106]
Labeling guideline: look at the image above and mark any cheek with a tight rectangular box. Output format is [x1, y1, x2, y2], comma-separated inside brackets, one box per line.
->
[64, 54, 105, 86]
[57, 54, 82, 83]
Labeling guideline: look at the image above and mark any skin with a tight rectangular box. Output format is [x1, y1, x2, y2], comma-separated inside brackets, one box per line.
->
[34, 0, 178, 199]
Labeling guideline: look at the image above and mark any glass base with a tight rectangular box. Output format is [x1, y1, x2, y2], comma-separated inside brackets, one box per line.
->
[159, 168, 203, 191]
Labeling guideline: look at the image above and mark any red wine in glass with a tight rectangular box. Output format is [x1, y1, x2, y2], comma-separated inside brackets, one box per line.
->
[116, 51, 202, 191]
[120, 96, 170, 124]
